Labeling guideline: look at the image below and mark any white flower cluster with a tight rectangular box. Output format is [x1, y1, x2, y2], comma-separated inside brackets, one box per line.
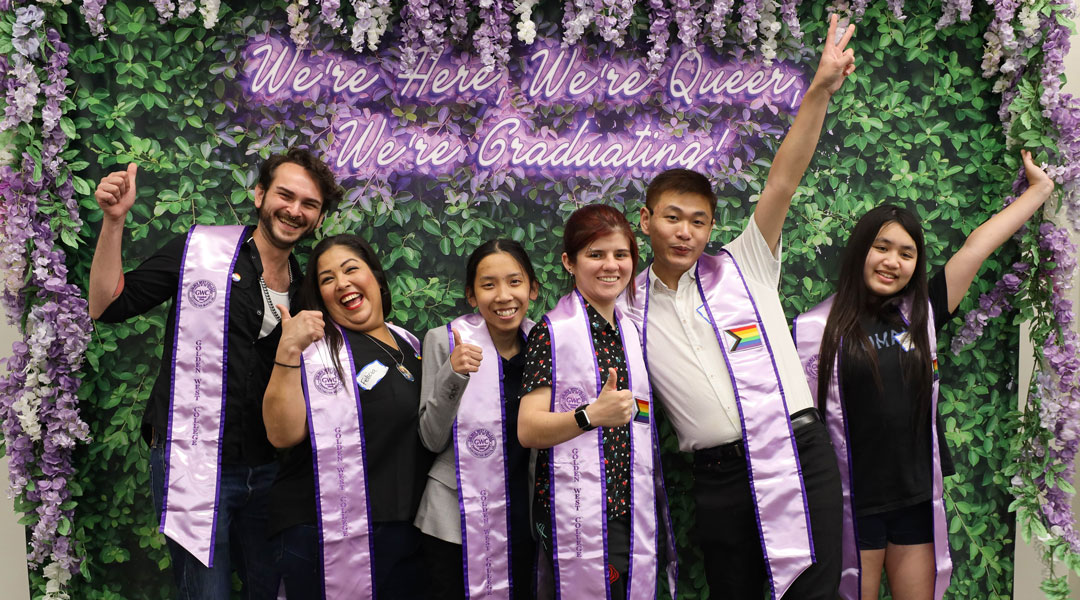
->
[759, 0, 781, 63]
[514, 0, 539, 44]
[288, 0, 312, 47]
[1018, 4, 1040, 38]
[200, 0, 221, 28]
[14, 306, 57, 444]
[42, 561, 71, 600]
[350, 0, 391, 51]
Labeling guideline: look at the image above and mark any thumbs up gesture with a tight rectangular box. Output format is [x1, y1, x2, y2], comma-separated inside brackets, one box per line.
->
[585, 368, 635, 427]
[449, 328, 484, 375]
[95, 163, 139, 223]
[277, 305, 325, 358]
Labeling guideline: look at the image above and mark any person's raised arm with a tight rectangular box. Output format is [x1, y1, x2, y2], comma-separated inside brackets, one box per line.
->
[518, 368, 635, 449]
[755, 14, 856, 252]
[88, 163, 138, 319]
[264, 305, 325, 448]
[944, 150, 1055, 312]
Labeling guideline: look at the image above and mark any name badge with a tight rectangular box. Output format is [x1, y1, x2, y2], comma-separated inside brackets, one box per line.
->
[356, 360, 389, 390]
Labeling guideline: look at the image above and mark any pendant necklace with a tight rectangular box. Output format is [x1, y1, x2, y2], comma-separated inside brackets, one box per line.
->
[363, 331, 415, 382]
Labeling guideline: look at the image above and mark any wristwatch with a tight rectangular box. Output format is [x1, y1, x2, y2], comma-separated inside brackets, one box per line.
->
[574, 404, 595, 431]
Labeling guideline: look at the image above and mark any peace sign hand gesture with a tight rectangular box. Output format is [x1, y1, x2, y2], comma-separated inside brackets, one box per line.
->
[811, 14, 857, 97]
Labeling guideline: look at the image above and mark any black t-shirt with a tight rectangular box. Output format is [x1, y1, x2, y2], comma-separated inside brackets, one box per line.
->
[97, 228, 300, 466]
[841, 272, 956, 516]
[267, 328, 434, 537]
[500, 349, 533, 547]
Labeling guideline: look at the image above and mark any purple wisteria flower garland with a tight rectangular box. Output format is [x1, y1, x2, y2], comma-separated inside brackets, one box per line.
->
[949, 0, 1080, 594]
[0, 6, 91, 600]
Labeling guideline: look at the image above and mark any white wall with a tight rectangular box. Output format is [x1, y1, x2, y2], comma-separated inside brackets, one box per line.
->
[0, 317, 30, 600]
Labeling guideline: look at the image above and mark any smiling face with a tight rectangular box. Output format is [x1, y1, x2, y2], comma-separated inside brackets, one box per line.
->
[641, 191, 714, 282]
[467, 251, 539, 337]
[253, 162, 325, 250]
[317, 245, 384, 332]
[563, 231, 634, 309]
[863, 221, 918, 297]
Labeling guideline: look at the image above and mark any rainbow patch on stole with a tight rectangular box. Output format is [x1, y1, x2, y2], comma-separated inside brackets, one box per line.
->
[724, 324, 763, 353]
[932, 357, 939, 380]
[634, 398, 650, 424]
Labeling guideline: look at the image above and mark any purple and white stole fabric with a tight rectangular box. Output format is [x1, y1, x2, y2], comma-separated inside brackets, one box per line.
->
[161, 224, 246, 567]
[448, 313, 534, 599]
[792, 295, 952, 600]
[300, 323, 421, 600]
[629, 251, 813, 599]
[546, 291, 661, 600]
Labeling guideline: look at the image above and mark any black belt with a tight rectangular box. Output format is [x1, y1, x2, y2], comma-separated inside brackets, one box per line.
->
[693, 408, 820, 464]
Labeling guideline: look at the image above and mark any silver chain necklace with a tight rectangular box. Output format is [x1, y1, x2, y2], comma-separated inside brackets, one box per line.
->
[260, 262, 293, 322]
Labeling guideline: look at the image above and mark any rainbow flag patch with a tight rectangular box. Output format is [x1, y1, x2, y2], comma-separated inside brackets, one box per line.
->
[725, 324, 763, 353]
[634, 398, 650, 424]
[932, 358, 939, 380]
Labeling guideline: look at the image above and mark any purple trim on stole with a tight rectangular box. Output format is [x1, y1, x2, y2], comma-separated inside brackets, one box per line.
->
[617, 312, 661, 600]
[792, 296, 860, 599]
[629, 253, 813, 599]
[625, 271, 680, 597]
[387, 322, 421, 355]
[449, 313, 535, 599]
[546, 290, 662, 600]
[302, 325, 377, 600]
[793, 295, 952, 600]
[161, 225, 246, 567]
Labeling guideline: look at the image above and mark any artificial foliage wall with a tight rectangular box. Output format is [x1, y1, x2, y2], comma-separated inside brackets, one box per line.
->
[0, 0, 1077, 599]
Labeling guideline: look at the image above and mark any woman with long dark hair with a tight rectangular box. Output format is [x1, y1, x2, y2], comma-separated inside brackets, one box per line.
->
[517, 204, 675, 599]
[793, 150, 1054, 600]
[414, 239, 541, 599]
[263, 234, 433, 599]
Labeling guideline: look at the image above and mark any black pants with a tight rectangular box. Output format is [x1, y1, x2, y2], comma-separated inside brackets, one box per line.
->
[535, 514, 630, 599]
[271, 521, 428, 599]
[422, 532, 538, 600]
[693, 419, 843, 599]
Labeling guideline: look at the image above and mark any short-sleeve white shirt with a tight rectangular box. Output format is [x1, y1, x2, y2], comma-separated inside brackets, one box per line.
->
[644, 214, 814, 451]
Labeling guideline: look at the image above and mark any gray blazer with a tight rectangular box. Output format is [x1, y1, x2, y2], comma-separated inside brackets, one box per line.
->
[413, 326, 470, 543]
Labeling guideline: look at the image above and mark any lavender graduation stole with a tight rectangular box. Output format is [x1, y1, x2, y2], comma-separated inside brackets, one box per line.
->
[628, 252, 813, 599]
[160, 225, 246, 567]
[546, 291, 662, 600]
[301, 323, 422, 600]
[793, 295, 951, 600]
[448, 313, 534, 599]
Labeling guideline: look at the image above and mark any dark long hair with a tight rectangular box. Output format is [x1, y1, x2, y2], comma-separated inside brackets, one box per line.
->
[562, 204, 639, 304]
[818, 205, 933, 429]
[465, 239, 538, 297]
[296, 234, 392, 383]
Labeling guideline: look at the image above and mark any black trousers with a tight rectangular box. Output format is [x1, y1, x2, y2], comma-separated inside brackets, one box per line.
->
[692, 419, 843, 599]
[423, 532, 539, 600]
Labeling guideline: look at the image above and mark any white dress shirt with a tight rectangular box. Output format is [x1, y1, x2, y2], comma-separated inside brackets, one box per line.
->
[644, 214, 814, 451]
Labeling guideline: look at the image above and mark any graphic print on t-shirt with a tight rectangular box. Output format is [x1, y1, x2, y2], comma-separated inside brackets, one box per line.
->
[867, 327, 908, 352]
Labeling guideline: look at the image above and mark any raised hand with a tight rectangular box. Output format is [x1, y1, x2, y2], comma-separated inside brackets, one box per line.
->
[449, 329, 484, 375]
[277, 305, 325, 358]
[94, 163, 138, 223]
[1021, 149, 1055, 195]
[812, 14, 857, 96]
[585, 368, 635, 428]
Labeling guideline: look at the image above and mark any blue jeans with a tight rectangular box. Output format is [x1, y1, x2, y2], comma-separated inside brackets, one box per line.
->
[150, 443, 280, 600]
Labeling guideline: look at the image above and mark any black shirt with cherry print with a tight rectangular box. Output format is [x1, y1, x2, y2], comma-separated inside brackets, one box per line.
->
[519, 301, 632, 525]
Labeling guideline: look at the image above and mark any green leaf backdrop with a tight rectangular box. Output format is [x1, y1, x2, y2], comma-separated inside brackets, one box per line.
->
[34, 0, 1030, 598]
